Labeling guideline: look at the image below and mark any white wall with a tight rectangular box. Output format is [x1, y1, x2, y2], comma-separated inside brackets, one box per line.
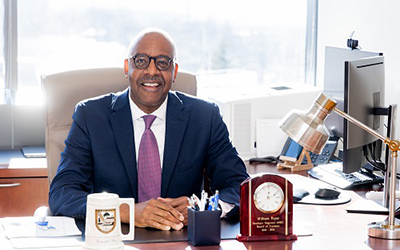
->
[317, 0, 400, 138]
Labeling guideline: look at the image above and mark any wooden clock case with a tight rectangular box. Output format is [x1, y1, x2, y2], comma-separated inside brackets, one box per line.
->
[237, 174, 297, 241]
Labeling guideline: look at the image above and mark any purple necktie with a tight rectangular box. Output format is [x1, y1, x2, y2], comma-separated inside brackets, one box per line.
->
[138, 115, 161, 202]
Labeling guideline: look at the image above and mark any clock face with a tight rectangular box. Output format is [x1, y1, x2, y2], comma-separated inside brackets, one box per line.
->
[253, 182, 284, 213]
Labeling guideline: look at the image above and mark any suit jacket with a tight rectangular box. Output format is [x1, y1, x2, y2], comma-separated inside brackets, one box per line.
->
[49, 89, 249, 218]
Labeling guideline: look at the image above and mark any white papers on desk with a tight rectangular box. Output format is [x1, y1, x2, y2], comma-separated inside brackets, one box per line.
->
[9, 237, 82, 249]
[346, 199, 388, 214]
[2, 216, 81, 238]
[1, 216, 82, 249]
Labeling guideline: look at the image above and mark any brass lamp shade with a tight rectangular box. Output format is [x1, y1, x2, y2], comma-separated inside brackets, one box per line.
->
[279, 93, 337, 154]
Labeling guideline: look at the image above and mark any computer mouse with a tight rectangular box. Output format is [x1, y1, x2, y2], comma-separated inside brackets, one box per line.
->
[293, 188, 310, 203]
[315, 187, 341, 199]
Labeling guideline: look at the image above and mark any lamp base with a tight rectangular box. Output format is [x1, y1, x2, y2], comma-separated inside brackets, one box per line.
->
[368, 219, 400, 240]
[277, 148, 313, 172]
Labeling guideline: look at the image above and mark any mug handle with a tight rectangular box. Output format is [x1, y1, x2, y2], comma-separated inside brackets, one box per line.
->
[119, 198, 135, 241]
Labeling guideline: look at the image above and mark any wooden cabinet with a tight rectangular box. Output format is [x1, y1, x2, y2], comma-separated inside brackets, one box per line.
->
[0, 158, 49, 217]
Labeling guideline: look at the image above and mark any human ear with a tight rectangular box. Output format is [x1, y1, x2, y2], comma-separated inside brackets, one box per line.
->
[173, 63, 179, 82]
[124, 59, 129, 78]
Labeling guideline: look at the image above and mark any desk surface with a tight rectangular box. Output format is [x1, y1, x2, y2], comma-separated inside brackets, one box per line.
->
[1, 161, 397, 250]
[0, 150, 24, 167]
[125, 162, 396, 250]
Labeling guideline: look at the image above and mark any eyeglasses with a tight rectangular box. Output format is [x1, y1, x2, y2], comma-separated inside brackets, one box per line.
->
[129, 54, 174, 71]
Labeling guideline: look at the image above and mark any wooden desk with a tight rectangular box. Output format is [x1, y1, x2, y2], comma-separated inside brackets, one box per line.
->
[125, 162, 397, 250]
[0, 160, 397, 249]
[0, 158, 49, 216]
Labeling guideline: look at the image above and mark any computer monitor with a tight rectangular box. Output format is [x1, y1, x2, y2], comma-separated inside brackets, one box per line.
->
[342, 56, 385, 174]
[325, 55, 385, 174]
[323, 46, 383, 139]
[323, 47, 386, 174]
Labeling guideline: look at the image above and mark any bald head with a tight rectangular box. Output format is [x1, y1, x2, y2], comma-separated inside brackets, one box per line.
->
[127, 28, 178, 60]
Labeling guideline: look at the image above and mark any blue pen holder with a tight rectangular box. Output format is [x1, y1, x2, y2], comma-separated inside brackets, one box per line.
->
[187, 207, 221, 246]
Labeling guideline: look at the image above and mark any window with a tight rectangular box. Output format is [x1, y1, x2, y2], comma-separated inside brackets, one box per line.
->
[0, 0, 316, 148]
[15, 0, 314, 91]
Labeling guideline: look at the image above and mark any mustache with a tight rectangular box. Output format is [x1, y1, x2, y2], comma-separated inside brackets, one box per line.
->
[138, 76, 164, 83]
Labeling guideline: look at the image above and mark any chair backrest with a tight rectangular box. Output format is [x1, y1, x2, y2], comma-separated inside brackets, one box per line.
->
[42, 67, 197, 185]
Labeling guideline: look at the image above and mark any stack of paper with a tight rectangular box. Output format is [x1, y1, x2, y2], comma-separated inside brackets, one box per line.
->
[1, 216, 82, 249]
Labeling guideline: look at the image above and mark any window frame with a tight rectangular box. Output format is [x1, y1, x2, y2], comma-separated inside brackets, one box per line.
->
[3, 0, 18, 101]
[305, 0, 318, 86]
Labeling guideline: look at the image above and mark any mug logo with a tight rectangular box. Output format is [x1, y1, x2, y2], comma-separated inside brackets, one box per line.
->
[95, 209, 116, 234]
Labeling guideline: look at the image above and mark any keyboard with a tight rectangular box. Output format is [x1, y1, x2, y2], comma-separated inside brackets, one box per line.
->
[307, 162, 384, 189]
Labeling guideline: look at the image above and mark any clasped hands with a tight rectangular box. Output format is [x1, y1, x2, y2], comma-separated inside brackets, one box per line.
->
[121, 196, 189, 231]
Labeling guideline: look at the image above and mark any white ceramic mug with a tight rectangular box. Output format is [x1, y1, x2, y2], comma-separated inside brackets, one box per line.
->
[83, 193, 134, 250]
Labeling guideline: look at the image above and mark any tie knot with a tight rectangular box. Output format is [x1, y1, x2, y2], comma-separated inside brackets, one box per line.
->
[142, 115, 157, 129]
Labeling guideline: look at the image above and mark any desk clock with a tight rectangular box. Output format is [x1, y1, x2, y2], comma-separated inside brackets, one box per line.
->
[237, 174, 297, 241]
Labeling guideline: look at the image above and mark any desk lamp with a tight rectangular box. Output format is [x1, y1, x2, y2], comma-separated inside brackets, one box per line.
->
[279, 92, 400, 239]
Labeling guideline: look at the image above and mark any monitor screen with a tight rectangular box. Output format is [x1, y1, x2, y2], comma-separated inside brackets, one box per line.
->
[323, 46, 383, 138]
[342, 56, 385, 173]
[323, 47, 386, 174]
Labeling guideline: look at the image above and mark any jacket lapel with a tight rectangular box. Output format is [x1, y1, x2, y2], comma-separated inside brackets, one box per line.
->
[109, 89, 138, 198]
[161, 92, 190, 197]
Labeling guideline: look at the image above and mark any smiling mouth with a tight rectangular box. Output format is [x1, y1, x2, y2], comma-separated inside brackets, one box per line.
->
[142, 82, 161, 87]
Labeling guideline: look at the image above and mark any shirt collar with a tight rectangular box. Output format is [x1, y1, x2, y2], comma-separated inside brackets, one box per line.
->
[129, 88, 168, 121]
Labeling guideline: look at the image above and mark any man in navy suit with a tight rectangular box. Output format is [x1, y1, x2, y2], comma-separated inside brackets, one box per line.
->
[49, 28, 249, 231]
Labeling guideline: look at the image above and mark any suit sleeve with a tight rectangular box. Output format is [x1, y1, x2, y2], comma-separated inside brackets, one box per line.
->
[205, 103, 249, 211]
[48, 103, 94, 219]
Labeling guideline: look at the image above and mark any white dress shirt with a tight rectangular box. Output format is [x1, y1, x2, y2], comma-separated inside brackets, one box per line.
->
[129, 89, 167, 168]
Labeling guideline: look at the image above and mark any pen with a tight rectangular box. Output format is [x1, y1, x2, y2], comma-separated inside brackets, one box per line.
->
[190, 190, 220, 211]
[204, 192, 208, 211]
[207, 196, 215, 211]
[200, 190, 208, 211]
[187, 197, 194, 209]
[214, 190, 219, 210]
[191, 194, 201, 211]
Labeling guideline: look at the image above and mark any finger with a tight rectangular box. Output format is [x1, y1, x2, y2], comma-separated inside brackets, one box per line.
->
[157, 202, 185, 221]
[138, 200, 184, 230]
[154, 202, 184, 222]
[157, 197, 189, 226]
[158, 196, 189, 209]
[150, 214, 184, 231]
[178, 205, 188, 226]
[175, 202, 189, 213]
[147, 220, 171, 231]
[144, 200, 185, 230]
[157, 197, 172, 203]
